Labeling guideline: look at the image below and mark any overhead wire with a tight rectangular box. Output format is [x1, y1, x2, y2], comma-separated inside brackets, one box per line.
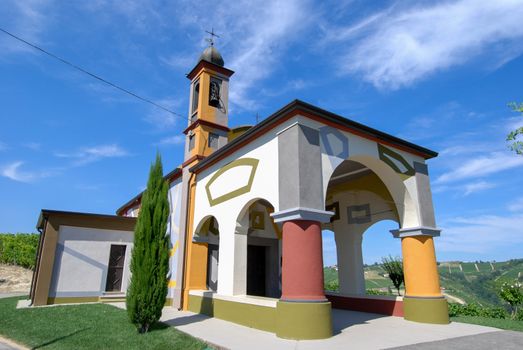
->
[0, 27, 189, 122]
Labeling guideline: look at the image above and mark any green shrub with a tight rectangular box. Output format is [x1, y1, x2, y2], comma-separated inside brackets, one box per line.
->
[366, 289, 388, 296]
[324, 280, 339, 291]
[448, 302, 509, 319]
[0, 233, 39, 269]
[480, 307, 509, 319]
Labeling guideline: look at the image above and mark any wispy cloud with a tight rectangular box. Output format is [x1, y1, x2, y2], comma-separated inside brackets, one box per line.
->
[143, 97, 185, 129]
[167, 0, 311, 111]
[157, 135, 185, 146]
[23, 142, 41, 151]
[0, 161, 55, 183]
[435, 151, 523, 184]
[324, 0, 523, 90]
[0, 0, 54, 56]
[508, 197, 523, 213]
[439, 213, 523, 253]
[462, 181, 496, 196]
[0, 141, 7, 151]
[55, 144, 128, 165]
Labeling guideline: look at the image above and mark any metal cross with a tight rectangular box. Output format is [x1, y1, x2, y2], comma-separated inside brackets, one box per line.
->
[205, 28, 220, 46]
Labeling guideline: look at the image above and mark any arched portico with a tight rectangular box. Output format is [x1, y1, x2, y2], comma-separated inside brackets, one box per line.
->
[323, 155, 448, 324]
[233, 198, 281, 298]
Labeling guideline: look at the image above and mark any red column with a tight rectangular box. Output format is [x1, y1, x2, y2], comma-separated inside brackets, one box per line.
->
[281, 220, 326, 301]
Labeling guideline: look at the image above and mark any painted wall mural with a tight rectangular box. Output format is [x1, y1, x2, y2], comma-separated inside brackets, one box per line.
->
[205, 158, 259, 206]
[377, 144, 415, 177]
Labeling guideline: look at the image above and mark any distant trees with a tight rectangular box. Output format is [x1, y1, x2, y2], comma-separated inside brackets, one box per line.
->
[126, 154, 170, 334]
[507, 102, 523, 155]
[381, 255, 404, 296]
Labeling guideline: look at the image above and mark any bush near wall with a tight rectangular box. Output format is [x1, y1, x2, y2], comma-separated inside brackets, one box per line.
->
[448, 302, 509, 319]
[0, 233, 39, 269]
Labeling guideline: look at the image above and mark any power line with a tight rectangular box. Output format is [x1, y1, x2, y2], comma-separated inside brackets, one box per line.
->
[0, 27, 188, 121]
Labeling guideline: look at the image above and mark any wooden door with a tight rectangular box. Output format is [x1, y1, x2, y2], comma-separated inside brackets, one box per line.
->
[105, 245, 126, 292]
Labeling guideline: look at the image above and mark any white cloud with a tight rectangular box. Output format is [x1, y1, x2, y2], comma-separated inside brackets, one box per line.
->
[0, 0, 54, 55]
[167, 0, 311, 111]
[508, 197, 523, 213]
[326, 0, 523, 90]
[435, 151, 523, 184]
[0, 161, 54, 183]
[439, 213, 523, 253]
[55, 144, 128, 165]
[158, 135, 185, 146]
[463, 181, 496, 196]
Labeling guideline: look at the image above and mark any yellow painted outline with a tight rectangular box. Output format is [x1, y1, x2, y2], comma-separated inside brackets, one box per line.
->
[205, 158, 259, 206]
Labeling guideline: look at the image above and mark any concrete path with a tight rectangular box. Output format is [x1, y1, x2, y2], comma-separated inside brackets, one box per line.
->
[0, 337, 26, 350]
[0, 293, 26, 299]
[391, 330, 523, 350]
[159, 307, 504, 350]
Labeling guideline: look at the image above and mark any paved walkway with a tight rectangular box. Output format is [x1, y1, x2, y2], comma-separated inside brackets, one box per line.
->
[158, 307, 509, 350]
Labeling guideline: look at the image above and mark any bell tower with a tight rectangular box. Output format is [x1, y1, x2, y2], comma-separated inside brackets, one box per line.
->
[184, 36, 234, 162]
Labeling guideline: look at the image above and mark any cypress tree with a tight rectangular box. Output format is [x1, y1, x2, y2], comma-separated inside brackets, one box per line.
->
[127, 153, 170, 333]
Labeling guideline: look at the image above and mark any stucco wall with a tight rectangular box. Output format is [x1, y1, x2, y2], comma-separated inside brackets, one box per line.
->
[49, 225, 133, 298]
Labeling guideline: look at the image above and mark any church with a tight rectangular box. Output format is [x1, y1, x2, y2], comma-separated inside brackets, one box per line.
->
[29, 42, 449, 340]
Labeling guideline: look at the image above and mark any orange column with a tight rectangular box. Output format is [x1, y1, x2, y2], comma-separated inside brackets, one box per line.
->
[182, 175, 208, 310]
[281, 220, 326, 301]
[402, 235, 441, 297]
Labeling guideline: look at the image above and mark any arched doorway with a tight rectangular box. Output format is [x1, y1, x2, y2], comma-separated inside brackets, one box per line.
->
[323, 159, 401, 296]
[194, 216, 220, 292]
[235, 198, 281, 298]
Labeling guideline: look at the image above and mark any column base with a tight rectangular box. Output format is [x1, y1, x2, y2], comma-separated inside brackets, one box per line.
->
[276, 300, 332, 339]
[403, 296, 449, 324]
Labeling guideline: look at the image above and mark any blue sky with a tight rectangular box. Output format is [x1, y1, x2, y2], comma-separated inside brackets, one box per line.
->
[1, 0, 522, 264]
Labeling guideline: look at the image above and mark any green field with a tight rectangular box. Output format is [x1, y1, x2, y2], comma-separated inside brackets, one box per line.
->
[325, 258, 523, 307]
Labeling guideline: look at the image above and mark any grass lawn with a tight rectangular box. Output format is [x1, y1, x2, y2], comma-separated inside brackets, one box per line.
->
[452, 316, 523, 332]
[0, 296, 209, 350]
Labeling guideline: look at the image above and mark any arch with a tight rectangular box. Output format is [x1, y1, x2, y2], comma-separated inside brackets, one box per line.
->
[324, 155, 418, 228]
[232, 197, 281, 297]
[193, 215, 220, 291]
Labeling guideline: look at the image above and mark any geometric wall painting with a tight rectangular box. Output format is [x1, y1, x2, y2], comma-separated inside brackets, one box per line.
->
[205, 158, 259, 206]
[347, 204, 371, 224]
[325, 202, 340, 223]
[378, 144, 415, 177]
[319, 126, 349, 159]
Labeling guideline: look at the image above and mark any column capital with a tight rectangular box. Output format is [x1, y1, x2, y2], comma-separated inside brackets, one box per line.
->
[390, 226, 441, 238]
[271, 207, 334, 223]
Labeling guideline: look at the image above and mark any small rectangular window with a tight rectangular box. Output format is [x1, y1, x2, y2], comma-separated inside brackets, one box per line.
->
[208, 132, 219, 149]
[189, 134, 195, 151]
[191, 79, 200, 114]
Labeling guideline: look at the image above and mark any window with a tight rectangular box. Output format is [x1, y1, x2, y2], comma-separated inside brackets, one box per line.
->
[208, 77, 222, 107]
[208, 132, 219, 149]
[191, 79, 200, 114]
[188, 134, 195, 151]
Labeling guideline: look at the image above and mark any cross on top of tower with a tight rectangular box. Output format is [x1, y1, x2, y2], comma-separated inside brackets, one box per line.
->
[205, 28, 220, 46]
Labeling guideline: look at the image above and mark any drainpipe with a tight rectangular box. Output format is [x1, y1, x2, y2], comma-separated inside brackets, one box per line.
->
[29, 215, 48, 306]
[179, 170, 196, 310]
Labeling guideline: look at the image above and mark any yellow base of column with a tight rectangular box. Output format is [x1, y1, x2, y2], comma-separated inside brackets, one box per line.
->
[276, 301, 333, 340]
[403, 296, 449, 324]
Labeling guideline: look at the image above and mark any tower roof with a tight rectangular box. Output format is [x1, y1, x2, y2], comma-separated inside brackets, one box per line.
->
[199, 46, 224, 67]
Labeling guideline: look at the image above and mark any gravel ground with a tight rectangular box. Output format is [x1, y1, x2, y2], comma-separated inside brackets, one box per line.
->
[0, 265, 32, 294]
